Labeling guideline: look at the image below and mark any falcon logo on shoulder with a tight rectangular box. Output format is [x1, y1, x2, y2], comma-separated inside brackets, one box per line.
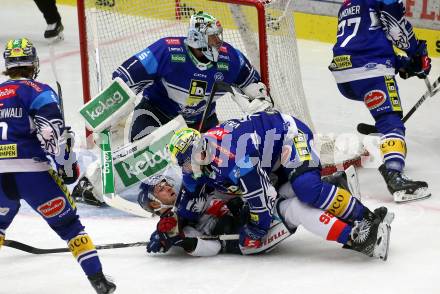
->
[380, 11, 413, 50]
[34, 115, 64, 156]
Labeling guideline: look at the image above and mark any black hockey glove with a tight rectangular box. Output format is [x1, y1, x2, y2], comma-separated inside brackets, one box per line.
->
[55, 127, 80, 185]
[397, 40, 432, 79]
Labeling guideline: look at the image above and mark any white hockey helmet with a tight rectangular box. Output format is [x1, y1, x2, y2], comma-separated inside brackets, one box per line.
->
[185, 11, 223, 62]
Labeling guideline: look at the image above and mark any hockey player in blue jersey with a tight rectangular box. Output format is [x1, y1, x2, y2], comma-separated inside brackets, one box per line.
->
[73, 11, 268, 206]
[164, 109, 392, 258]
[112, 11, 262, 142]
[140, 169, 393, 260]
[329, 0, 431, 202]
[0, 38, 115, 294]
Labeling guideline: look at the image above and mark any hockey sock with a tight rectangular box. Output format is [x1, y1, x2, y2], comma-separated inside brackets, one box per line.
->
[68, 232, 102, 276]
[380, 133, 406, 172]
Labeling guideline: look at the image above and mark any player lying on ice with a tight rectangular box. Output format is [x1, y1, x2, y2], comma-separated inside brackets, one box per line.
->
[139, 86, 394, 260]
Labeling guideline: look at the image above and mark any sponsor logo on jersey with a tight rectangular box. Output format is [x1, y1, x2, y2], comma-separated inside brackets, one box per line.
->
[219, 46, 228, 53]
[384, 76, 401, 112]
[364, 89, 386, 110]
[364, 63, 378, 70]
[0, 107, 23, 119]
[169, 47, 184, 53]
[68, 234, 95, 258]
[205, 127, 230, 140]
[165, 38, 181, 45]
[0, 207, 10, 216]
[0, 144, 17, 158]
[21, 80, 43, 92]
[214, 72, 224, 81]
[187, 80, 207, 105]
[37, 196, 66, 218]
[262, 228, 289, 247]
[171, 54, 186, 63]
[218, 54, 230, 61]
[0, 85, 19, 100]
[216, 62, 229, 71]
[293, 131, 311, 162]
[331, 55, 352, 70]
[193, 73, 207, 78]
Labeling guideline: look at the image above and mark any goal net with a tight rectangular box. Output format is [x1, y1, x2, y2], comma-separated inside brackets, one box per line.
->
[77, 0, 363, 174]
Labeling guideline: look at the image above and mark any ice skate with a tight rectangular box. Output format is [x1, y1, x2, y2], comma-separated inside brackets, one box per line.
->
[44, 21, 64, 42]
[348, 207, 393, 261]
[88, 272, 116, 294]
[379, 164, 431, 203]
[72, 177, 105, 207]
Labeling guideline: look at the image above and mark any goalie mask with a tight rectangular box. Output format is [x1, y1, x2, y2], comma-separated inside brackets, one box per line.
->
[138, 175, 176, 214]
[185, 11, 224, 62]
[3, 38, 39, 79]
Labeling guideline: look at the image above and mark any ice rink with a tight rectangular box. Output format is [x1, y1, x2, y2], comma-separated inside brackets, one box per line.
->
[1, 1, 440, 293]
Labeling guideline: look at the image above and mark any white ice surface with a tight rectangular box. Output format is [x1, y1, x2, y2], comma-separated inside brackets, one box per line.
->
[1, 1, 440, 294]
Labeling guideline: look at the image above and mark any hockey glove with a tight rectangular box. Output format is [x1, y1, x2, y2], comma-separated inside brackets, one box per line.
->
[398, 40, 432, 79]
[157, 209, 179, 234]
[206, 199, 230, 218]
[146, 230, 184, 253]
[55, 127, 80, 185]
[239, 224, 267, 249]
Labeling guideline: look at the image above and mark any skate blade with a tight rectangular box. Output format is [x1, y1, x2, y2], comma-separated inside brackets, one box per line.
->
[383, 211, 395, 225]
[373, 223, 391, 261]
[46, 32, 64, 44]
[393, 187, 431, 203]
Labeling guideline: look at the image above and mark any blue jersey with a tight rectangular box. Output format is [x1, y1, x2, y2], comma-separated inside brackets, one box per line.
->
[113, 37, 260, 124]
[0, 79, 64, 173]
[177, 111, 319, 231]
[330, 0, 419, 83]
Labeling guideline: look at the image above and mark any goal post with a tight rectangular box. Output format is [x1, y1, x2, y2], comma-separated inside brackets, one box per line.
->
[77, 0, 363, 174]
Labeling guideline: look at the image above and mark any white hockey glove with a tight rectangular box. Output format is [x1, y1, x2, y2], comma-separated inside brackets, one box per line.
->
[232, 82, 274, 115]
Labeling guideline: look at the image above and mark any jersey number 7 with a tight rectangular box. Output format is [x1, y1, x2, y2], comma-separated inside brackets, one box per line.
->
[337, 17, 361, 48]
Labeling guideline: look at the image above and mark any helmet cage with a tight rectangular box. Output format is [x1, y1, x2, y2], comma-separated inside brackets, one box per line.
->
[185, 12, 224, 62]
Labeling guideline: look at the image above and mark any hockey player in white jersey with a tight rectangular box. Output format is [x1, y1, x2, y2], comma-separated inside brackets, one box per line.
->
[72, 11, 267, 206]
[140, 166, 393, 260]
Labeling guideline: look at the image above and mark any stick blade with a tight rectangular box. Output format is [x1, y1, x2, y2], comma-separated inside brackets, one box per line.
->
[357, 123, 377, 135]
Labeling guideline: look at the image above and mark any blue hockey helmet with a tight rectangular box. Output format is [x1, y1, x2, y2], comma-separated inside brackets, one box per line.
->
[138, 174, 176, 214]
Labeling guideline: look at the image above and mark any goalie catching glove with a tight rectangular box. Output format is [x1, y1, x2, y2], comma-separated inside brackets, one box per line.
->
[232, 82, 274, 114]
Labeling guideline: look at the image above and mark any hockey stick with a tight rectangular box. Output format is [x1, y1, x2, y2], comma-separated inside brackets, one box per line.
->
[357, 76, 440, 135]
[48, 44, 64, 119]
[3, 239, 146, 255]
[4, 234, 239, 255]
[198, 81, 233, 131]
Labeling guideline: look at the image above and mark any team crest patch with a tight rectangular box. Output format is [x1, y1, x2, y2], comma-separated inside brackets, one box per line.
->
[364, 90, 386, 110]
[37, 197, 66, 218]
